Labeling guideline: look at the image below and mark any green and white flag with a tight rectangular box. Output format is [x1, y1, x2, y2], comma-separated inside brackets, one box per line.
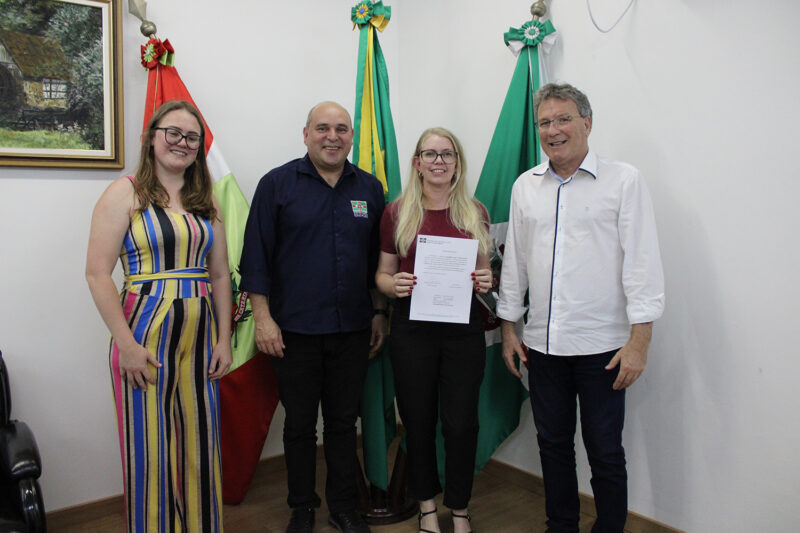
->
[452, 18, 557, 477]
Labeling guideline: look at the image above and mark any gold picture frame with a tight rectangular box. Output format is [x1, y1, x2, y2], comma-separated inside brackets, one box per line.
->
[0, 0, 123, 168]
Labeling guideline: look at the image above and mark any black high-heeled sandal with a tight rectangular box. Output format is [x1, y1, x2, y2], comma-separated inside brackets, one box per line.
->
[451, 510, 473, 533]
[418, 506, 438, 533]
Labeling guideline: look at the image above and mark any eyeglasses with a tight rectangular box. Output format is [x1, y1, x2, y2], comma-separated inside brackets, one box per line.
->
[418, 150, 457, 164]
[536, 115, 577, 131]
[154, 127, 202, 150]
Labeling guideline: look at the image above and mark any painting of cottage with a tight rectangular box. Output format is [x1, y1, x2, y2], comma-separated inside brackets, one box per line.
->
[0, 28, 72, 128]
[0, 0, 122, 165]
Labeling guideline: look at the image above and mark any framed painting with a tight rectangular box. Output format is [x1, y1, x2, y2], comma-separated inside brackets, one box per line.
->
[0, 0, 123, 168]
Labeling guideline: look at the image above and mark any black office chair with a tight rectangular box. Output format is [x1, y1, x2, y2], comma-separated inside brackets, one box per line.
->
[0, 350, 45, 533]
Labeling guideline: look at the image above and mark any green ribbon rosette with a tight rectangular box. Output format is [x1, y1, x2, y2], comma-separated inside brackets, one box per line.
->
[503, 19, 555, 48]
[351, 0, 392, 31]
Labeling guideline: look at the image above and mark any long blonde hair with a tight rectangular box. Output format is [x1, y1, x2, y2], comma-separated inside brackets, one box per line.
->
[394, 127, 491, 257]
[133, 100, 217, 220]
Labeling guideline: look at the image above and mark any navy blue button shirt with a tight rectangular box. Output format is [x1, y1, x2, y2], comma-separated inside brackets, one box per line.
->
[240, 154, 385, 335]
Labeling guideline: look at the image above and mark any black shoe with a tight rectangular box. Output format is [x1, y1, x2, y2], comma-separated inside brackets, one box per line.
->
[419, 506, 439, 533]
[328, 509, 371, 533]
[286, 507, 315, 533]
[451, 510, 472, 533]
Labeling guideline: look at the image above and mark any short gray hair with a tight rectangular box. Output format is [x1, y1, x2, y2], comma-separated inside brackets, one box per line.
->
[534, 83, 592, 120]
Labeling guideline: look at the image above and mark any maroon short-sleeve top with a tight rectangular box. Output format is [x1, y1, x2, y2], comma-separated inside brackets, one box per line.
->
[379, 200, 489, 274]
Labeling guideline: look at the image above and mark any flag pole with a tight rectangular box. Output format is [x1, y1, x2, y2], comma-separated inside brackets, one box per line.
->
[531, 0, 548, 21]
[127, 0, 157, 39]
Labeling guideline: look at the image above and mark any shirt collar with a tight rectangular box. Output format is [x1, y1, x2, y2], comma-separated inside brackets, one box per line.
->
[532, 150, 598, 181]
[299, 153, 357, 182]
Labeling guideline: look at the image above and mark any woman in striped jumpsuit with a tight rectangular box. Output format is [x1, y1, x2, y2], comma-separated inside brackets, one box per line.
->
[86, 100, 231, 532]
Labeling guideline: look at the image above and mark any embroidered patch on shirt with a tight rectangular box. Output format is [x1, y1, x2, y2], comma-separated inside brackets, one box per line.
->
[350, 200, 368, 218]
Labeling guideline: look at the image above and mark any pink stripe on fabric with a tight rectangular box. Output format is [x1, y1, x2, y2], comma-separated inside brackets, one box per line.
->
[122, 291, 138, 316]
[110, 342, 127, 488]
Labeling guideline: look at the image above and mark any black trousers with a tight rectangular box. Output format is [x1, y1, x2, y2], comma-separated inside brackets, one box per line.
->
[389, 297, 486, 509]
[270, 328, 370, 512]
[528, 348, 627, 533]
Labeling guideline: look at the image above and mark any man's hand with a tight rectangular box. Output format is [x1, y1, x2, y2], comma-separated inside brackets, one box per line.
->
[250, 293, 286, 357]
[370, 314, 388, 354]
[255, 314, 285, 357]
[606, 322, 652, 390]
[501, 320, 527, 379]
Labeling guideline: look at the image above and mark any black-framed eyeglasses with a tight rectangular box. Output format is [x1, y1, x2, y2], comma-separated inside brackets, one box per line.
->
[154, 127, 202, 150]
[418, 150, 457, 164]
[536, 115, 577, 131]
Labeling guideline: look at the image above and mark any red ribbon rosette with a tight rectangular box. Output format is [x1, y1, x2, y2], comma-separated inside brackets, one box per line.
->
[140, 38, 174, 69]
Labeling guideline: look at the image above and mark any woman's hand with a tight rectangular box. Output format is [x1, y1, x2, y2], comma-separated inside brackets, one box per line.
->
[208, 339, 233, 380]
[391, 272, 416, 298]
[472, 268, 493, 294]
[118, 342, 161, 390]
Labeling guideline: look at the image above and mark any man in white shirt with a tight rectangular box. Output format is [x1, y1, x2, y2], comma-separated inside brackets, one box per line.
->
[497, 83, 664, 533]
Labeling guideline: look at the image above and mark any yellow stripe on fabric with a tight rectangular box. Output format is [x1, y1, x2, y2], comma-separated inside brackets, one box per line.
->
[181, 299, 201, 533]
[357, 25, 389, 194]
[145, 301, 171, 533]
[125, 270, 209, 283]
[172, 212, 190, 273]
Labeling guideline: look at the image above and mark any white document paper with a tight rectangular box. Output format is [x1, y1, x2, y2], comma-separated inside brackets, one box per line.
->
[409, 234, 479, 324]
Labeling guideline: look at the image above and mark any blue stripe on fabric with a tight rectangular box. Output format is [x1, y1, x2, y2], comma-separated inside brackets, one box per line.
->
[132, 297, 156, 343]
[130, 275, 209, 285]
[130, 268, 208, 275]
[131, 387, 146, 532]
[209, 379, 221, 531]
[142, 207, 161, 272]
[204, 320, 221, 531]
[130, 295, 158, 532]
[122, 232, 138, 275]
[201, 217, 214, 262]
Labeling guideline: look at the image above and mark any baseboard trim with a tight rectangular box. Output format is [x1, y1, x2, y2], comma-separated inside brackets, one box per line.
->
[45, 455, 291, 529]
[483, 459, 684, 533]
[47, 453, 682, 533]
[46, 494, 123, 530]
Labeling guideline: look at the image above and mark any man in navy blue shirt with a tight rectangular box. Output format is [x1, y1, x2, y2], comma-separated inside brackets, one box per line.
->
[241, 101, 387, 533]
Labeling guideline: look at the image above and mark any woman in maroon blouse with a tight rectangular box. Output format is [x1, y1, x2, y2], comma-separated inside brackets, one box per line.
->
[376, 127, 492, 533]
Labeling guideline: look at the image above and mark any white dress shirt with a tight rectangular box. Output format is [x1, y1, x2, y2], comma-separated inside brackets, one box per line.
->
[496, 151, 665, 356]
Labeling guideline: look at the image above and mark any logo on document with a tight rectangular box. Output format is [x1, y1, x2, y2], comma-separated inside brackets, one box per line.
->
[350, 200, 368, 218]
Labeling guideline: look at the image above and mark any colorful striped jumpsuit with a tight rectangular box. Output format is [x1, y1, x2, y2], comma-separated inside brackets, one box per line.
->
[109, 200, 224, 533]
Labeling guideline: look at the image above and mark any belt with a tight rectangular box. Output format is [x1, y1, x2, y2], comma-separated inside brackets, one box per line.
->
[125, 267, 210, 285]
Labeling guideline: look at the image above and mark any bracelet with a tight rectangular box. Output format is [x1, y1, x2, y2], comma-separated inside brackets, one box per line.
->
[374, 309, 389, 316]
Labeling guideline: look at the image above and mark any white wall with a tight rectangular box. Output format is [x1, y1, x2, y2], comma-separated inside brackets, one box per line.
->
[0, 0, 398, 512]
[424, 1, 799, 532]
[1, 1, 798, 530]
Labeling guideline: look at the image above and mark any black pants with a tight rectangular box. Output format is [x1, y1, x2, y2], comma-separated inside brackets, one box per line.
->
[389, 297, 485, 509]
[270, 328, 370, 512]
[528, 348, 627, 533]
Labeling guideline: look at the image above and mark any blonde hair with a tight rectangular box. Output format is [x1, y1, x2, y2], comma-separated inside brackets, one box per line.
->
[394, 127, 491, 257]
[133, 100, 217, 221]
